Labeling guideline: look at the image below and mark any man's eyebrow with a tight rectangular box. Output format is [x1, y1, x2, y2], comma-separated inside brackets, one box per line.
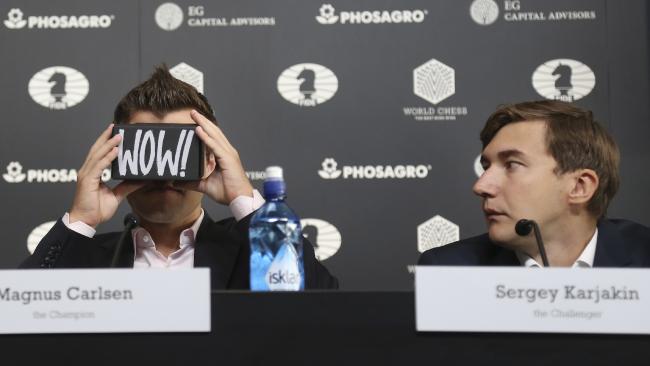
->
[480, 149, 525, 165]
[496, 149, 526, 160]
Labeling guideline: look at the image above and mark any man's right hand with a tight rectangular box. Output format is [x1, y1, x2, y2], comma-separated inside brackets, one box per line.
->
[69, 124, 144, 229]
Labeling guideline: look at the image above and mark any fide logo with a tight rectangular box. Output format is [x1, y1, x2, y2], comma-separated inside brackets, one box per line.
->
[474, 154, 484, 178]
[532, 59, 596, 102]
[301, 218, 342, 261]
[4, 8, 27, 29]
[417, 215, 460, 253]
[316, 4, 338, 24]
[27, 221, 57, 254]
[170, 62, 204, 94]
[469, 0, 499, 25]
[318, 158, 342, 179]
[414, 59, 455, 105]
[28, 66, 89, 110]
[277, 63, 338, 107]
[3, 162, 26, 183]
[155, 2, 184, 31]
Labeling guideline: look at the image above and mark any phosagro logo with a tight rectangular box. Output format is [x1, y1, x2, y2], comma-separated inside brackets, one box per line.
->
[277, 63, 338, 107]
[3, 162, 26, 183]
[2, 161, 110, 184]
[301, 218, 342, 261]
[316, 4, 427, 25]
[4, 8, 26, 28]
[532, 59, 596, 102]
[318, 158, 431, 180]
[3, 8, 114, 29]
[28, 66, 89, 110]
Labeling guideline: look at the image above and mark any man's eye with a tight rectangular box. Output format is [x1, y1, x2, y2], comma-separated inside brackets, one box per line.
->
[505, 161, 522, 170]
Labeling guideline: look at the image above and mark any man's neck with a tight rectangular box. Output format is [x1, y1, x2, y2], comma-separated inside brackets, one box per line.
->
[526, 214, 597, 267]
[138, 208, 202, 257]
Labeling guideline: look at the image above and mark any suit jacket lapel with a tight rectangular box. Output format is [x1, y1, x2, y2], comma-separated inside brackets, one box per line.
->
[593, 219, 633, 267]
[193, 213, 243, 289]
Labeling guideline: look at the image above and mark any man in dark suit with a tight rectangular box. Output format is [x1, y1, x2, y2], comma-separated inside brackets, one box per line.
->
[419, 100, 650, 268]
[20, 66, 338, 289]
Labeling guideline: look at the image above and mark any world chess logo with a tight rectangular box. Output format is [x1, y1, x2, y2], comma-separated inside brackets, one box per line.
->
[413, 59, 455, 105]
[417, 215, 459, 253]
[28, 66, 89, 110]
[318, 158, 342, 179]
[469, 0, 499, 25]
[277, 63, 338, 107]
[155, 2, 184, 31]
[532, 59, 596, 102]
[170, 62, 204, 94]
[301, 218, 342, 261]
[4, 8, 27, 29]
[3, 162, 26, 183]
[316, 4, 339, 24]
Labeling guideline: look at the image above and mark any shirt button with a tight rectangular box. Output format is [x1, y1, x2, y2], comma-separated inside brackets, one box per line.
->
[143, 235, 150, 243]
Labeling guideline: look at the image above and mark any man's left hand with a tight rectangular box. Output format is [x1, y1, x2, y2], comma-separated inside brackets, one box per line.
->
[174, 110, 254, 205]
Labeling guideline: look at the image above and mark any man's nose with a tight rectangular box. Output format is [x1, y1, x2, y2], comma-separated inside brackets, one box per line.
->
[473, 168, 498, 198]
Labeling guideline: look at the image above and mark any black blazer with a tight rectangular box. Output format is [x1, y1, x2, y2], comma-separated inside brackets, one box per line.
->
[418, 219, 650, 267]
[20, 213, 339, 289]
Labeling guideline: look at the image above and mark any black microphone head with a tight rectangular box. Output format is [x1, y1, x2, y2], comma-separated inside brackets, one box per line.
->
[123, 213, 139, 228]
[515, 219, 533, 236]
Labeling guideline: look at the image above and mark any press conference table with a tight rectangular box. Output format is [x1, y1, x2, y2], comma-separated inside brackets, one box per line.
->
[2, 291, 648, 365]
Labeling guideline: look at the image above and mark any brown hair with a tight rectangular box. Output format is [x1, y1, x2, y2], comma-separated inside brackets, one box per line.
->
[113, 64, 216, 124]
[481, 100, 620, 218]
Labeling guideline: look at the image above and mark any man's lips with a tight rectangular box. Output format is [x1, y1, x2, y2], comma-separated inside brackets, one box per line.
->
[483, 208, 507, 220]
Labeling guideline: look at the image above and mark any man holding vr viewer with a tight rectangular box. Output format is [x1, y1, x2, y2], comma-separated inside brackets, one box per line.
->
[20, 66, 338, 290]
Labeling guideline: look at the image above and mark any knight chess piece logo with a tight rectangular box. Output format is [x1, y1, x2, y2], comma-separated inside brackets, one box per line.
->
[316, 4, 339, 24]
[469, 0, 499, 25]
[417, 215, 460, 253]
[414, 59, 455, 105]
[155, 2, 184, 31]
[170, 62, 204, 94]
[3, 162, 27, 183]
[277, 63, 338, 107]
[301, 218, 342, 261]
[27, 221, 57, 254]
[532, 59, 596, 102]
[28, 66, 89, 110]
[474, 154, 484, 178]
[4, 8, 27, 29]
[318, 158, 342, 179]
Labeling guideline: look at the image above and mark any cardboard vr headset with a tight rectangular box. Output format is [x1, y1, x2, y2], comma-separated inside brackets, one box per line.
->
[111, 123, 209, 181]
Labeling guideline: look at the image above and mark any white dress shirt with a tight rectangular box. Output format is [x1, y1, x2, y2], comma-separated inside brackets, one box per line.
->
[62, 189, 265, 268]
[516, 229, 599, 268]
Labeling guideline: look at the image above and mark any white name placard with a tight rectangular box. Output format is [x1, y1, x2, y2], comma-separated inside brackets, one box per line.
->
[416, 266, 650, 334]
[0, 269, 211, 334]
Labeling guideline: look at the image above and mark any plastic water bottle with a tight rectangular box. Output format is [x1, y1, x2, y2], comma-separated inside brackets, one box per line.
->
[249, 166, 304, 291]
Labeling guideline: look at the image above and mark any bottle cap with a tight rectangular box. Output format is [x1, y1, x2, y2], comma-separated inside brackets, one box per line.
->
[265, 166, 283, 180]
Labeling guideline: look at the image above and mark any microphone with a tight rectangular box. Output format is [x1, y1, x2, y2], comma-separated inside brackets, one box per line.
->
[110, 213, 139, 268]
[515, 219, 550, 267]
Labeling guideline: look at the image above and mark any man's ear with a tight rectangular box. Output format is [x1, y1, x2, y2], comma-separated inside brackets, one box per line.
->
[568, 169, 599, 206]
[202, 148, 217, 179]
